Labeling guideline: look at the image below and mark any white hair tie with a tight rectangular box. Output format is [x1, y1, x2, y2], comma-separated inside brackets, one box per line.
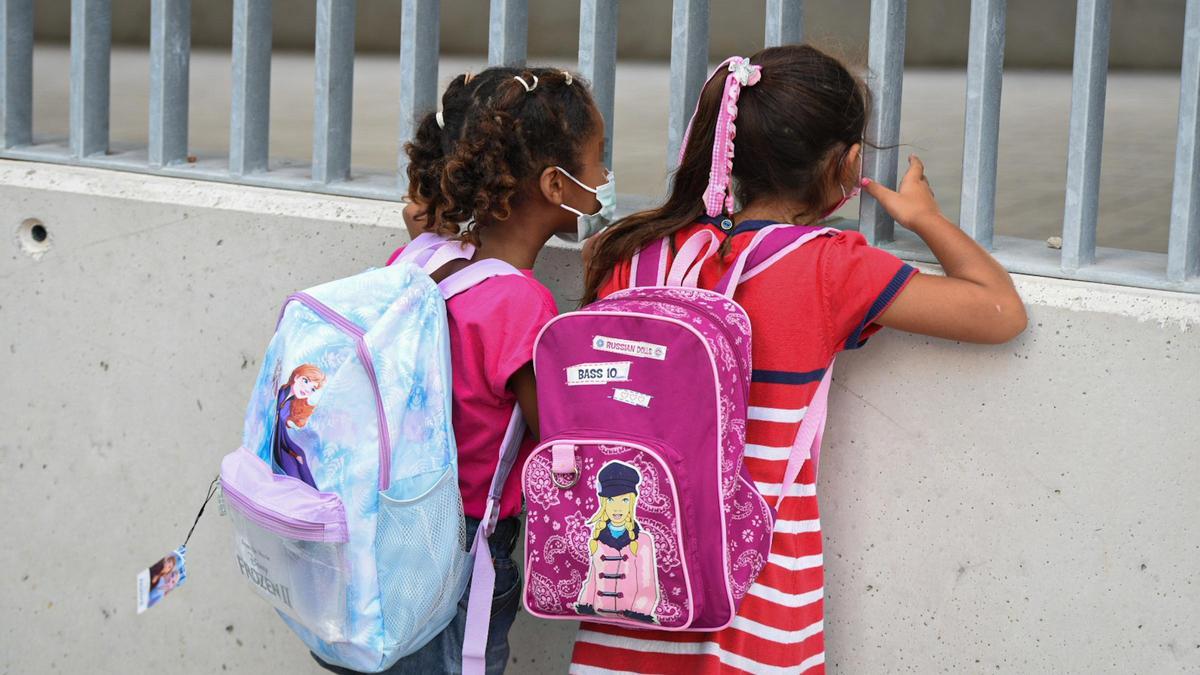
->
[513, 74, 538, 92]
[561, 71, 573, 86]
[435, 110, 445, 129]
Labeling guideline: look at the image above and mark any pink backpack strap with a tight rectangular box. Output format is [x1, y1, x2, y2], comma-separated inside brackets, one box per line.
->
[775, 360, 833, 510]
[462, 407, 526, 675]
[714, 224, 838, 297]
[630, 237, 668, 287]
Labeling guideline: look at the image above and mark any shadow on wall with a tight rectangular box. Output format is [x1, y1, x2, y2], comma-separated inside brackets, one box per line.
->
[31, 0, 1190, 69]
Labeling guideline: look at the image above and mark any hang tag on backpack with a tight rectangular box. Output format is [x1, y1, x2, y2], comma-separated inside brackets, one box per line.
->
[137, 546, 187, 614]
[136, 476, 218, 615]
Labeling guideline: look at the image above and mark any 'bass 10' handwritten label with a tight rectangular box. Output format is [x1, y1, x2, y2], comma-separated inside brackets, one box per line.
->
[566, 361, 631, 386]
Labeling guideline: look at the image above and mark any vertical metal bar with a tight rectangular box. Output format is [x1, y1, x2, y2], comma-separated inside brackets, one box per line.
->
[1168, 0, 1200, 282]
[958, 0, 1005, 249]
[313, 0, 355, 183]
[398, 0, 439, 191]
[0, 0, 33, 148]
[69, 0, 111, 158]
[859, 0, 906, 245]
[149, 0, 190, 168]
[229, 0, 271, 176]
[666, 0, 709, 172]
[1061, 0, 1110, 271]
[579, 0, 618, 168]
[764, 0, 803, 47]
[488, 0, 527, 67]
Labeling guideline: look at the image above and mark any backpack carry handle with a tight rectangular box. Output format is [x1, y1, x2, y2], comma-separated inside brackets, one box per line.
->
[664, 230, 720, 287]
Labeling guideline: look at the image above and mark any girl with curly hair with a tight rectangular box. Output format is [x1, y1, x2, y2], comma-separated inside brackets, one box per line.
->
[316, 67, 610, 675]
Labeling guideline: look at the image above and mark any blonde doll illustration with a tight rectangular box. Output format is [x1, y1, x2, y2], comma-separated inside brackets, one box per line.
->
[575, 461, 659, 623]
[272, 364, 326, 489]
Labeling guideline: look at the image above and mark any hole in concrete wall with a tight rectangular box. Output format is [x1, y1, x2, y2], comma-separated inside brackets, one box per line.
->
[17, 218, 52, 258]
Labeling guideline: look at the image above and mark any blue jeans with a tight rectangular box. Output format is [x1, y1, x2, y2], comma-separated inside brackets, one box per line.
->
[313, 516, 523, 675]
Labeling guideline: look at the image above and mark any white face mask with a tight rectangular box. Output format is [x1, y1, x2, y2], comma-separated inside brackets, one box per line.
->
[555, 166, 616, 243]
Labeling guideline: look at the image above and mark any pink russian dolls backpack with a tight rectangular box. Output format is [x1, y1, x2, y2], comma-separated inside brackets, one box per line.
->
[520, 224, 837, 631]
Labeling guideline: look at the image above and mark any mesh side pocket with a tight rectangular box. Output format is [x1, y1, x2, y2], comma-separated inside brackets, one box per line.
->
[375, 466, 469, 655]
[228, 509, 349, 643]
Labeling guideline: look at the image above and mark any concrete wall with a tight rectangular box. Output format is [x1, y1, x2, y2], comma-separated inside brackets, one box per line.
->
[30, 0, 1191, 69]
[2, 161, 1198, 673]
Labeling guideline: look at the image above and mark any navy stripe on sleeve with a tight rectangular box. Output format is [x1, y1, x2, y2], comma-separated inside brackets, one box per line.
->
[751, 368, 827, 385]
[844, 263, 917, 350]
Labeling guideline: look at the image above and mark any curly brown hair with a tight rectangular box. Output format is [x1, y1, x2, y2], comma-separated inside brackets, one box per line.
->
[404, 67, 599, 245]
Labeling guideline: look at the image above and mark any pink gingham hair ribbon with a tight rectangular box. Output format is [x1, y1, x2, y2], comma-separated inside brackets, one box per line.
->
[677, 57, 762, 218]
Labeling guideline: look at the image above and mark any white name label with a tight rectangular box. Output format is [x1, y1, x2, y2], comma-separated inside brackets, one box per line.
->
[566, 361, 631, 386]
[613, 388, 653, 408]
[592, 335, 668, 361]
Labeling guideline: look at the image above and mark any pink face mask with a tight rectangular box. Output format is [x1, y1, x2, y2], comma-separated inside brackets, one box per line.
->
[816, 154, 862, 222]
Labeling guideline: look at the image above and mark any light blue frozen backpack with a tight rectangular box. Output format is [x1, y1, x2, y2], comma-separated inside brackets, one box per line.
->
[219, 233, 525, 673]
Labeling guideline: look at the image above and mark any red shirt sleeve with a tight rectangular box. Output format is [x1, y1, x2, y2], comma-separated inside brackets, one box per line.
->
[470, 274, 559, 396]
[819, 231, 918, 352]
[597, 256, 633, 300]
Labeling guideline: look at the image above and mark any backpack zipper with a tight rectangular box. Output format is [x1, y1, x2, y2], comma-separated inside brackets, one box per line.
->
[286, 292, 393, 491]
[220, 479, 348, 543]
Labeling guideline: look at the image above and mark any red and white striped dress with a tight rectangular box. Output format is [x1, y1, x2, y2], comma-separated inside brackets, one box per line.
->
[570, 219, 916, 675]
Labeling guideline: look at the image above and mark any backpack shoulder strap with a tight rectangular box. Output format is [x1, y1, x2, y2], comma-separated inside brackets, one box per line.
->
[438, 258, 524, 300]
[462, 405, 525, 675]
[714, 224, 838, 297]
[630, 237, 669, 287]
[774, 360, 833, 510]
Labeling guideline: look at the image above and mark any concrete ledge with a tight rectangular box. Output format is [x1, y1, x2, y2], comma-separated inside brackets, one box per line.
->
[3, 163, 1198, 673]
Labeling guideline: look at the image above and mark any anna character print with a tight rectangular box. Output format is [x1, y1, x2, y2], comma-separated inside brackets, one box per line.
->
[575, 461, 660, 624]
[272, 363, 325, 489]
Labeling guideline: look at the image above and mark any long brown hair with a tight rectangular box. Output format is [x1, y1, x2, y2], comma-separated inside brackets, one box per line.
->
[582, 45, 870, 303]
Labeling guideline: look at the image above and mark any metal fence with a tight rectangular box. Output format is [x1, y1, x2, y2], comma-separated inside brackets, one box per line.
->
[0, 0, 1198, 293]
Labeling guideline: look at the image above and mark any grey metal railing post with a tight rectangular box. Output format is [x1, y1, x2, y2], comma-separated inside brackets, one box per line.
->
[764, 0, 803, 47]
[1167, 0, 1200, 282]
[149, 0, 190, 168]
[1061, 0, 1110, 271]
[1, 0, 33, 149]
[313, 0, 355, 183]
[860, 0, 906, 246]
[398, 0, 439, 192]
[666, 0, 709, 173]
[579, 0, 618, 168]
[69, 0, 111, 159]
[958, 0, 1005, 250]
[488, 0, 527, 67]
[229, 0, 271, 176]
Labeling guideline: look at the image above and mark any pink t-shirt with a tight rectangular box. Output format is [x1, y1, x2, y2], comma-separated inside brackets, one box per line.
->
[442, 270, 557, 520]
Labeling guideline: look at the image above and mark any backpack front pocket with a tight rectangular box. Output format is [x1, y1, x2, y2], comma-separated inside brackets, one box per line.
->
[220, 447, 350, 643]
[522, 438, 696, 629]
